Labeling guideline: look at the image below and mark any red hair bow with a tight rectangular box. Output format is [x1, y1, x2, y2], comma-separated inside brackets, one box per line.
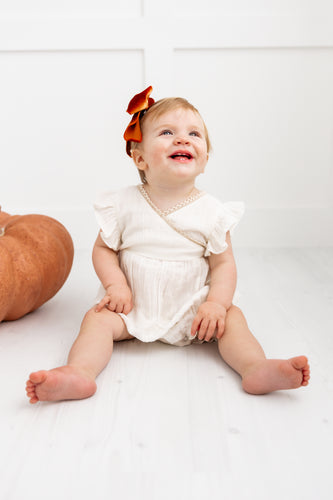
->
[123, 86, 155, 156]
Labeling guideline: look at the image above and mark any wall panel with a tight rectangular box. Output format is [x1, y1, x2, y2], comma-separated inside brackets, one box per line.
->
[173, 48, 333, 207]
[0, 0, 142, 17]
[146, 0, 332, 16]
[1, 1, 332, 247]
[1, 50, 144, 247]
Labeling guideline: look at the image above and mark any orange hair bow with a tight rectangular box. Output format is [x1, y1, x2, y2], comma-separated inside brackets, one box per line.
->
[124, 85, 155, 156]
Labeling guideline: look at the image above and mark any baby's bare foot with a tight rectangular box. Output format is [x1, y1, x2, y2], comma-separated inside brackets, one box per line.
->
[25, 366, 97, 403]
[242, 356, 310, 395]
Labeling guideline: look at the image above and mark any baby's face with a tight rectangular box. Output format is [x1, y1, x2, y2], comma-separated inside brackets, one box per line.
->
[133, 107, 209, 187]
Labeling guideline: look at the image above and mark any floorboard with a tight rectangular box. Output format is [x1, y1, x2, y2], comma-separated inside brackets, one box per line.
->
[0, 248, 332, 500]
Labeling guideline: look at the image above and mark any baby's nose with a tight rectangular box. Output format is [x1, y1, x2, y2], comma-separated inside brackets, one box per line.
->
[175, 135, 189, 144]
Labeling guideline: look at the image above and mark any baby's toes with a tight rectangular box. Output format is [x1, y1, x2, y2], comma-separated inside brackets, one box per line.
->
[302, 371, 310, 385]
[26, 388, 36, 400]
[28, 394, 39, 404]
[29, 370, 48, 385]
[26, 380, 34, 390]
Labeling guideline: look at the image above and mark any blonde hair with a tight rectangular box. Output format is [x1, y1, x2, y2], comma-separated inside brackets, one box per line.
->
[129, 97, 211, 183]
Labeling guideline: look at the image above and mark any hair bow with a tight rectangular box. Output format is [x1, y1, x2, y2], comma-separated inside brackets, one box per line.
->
[123, 86, 155, 156]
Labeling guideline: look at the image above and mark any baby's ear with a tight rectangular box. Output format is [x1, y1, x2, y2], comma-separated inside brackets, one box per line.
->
[132, 149, 147, 171]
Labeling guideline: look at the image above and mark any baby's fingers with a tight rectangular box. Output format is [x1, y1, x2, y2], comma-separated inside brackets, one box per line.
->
[110, 298, 133, 314]
[95, 296, 110, 312]
[191, 314, 202, 337]
[197, 318, 210, 340]
[113, 301, 128, 314]
[215, 320, 225, 340]
[123, 302, 133, 315]
[203, 320, 217, 342]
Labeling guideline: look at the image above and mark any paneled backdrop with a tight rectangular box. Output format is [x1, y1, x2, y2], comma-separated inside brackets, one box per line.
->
[1, 0, 332, 248]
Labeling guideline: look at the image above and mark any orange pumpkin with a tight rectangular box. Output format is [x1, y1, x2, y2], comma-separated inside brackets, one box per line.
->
[0, 207, 74, 322]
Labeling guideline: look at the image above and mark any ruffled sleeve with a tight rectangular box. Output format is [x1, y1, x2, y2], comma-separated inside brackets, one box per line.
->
[93, 191, 121, 250]
[205, 201, 245, 256]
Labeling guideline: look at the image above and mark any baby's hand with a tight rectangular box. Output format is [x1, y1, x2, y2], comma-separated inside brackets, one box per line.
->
[95, 284, 133, 315]
[191, 301, 227, 342]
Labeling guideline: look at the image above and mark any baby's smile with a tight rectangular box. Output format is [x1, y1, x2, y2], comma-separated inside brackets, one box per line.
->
[169, 149, 194, 163]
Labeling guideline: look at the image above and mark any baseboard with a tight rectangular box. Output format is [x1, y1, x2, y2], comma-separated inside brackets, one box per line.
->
[5, 206, 333, 249]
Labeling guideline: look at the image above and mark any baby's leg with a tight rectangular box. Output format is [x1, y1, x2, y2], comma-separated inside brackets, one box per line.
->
[25, 308, 133, 403]
[217, 305, 310, 394]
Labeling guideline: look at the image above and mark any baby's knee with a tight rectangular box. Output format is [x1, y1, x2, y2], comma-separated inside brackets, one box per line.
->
[83, 306, 116, 326]
[227, 305, 242, 316]
[226, 304, 245, 323]
[82, 307, 130, 341]
[225, 305, 249, 330]
[83, 307, 99, 322]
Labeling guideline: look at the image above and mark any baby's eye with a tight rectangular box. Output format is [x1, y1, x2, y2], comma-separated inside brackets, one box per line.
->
[189, 130, 201, 137]
[160, 129, 173, 135]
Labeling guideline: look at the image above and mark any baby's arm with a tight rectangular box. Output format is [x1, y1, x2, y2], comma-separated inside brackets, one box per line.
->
[92, 233, 133, 314]
[191, 232, 237, 341]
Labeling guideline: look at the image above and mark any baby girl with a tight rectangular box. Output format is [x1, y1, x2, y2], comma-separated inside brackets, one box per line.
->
[26, 86, 310, 403]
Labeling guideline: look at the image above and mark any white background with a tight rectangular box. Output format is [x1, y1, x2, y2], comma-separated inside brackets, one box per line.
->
[1, 5, 332, 500]
[1, 0, 332, 249]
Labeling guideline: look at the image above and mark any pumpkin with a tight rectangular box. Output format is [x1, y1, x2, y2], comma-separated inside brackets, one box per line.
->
[0, 207, 74, 322]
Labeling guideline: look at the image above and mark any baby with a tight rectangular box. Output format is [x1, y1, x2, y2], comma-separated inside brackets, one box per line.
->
[26, 86, 310, 403]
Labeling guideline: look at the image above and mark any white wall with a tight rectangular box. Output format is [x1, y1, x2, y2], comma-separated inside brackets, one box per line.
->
[1, 1, 332, 249]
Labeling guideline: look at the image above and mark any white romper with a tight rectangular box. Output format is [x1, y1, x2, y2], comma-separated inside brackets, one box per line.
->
[94, 185, 244, 346]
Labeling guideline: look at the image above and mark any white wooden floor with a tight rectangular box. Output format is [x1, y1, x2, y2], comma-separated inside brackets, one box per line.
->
[0, 248, 332, 500]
